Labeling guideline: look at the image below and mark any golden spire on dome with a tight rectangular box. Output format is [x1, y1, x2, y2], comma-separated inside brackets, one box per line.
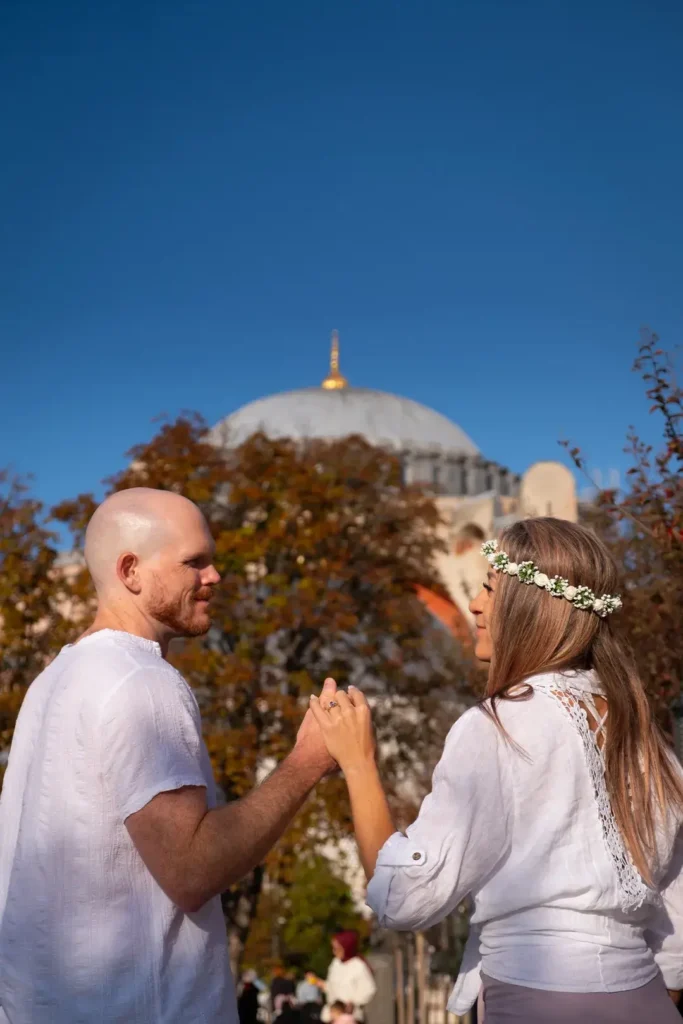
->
[321, 330, 349, 390]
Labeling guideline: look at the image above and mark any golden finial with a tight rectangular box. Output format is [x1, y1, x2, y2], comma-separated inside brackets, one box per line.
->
[321, 330, 349, 390]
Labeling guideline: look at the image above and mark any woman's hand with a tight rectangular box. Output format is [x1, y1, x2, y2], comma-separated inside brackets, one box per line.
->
[309, 686, 375, 775]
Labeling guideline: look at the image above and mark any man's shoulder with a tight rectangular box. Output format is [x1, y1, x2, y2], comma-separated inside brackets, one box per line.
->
[67, 632, 163, 681]
[65, 632, 195, 717]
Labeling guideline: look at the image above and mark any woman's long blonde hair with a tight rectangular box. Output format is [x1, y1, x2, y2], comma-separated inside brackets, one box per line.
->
[485, 516, 683, 885]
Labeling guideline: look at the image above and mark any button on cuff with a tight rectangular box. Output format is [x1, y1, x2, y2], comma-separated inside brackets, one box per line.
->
[375, 832, 428, 868]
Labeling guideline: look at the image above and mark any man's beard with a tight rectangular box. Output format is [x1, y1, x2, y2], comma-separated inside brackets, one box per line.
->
[147, 576, 213, 638]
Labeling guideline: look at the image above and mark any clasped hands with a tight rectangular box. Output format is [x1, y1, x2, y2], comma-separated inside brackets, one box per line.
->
[295, 676, 376, 779]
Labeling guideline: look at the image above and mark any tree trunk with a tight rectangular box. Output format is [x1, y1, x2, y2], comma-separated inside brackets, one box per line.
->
[406, 937, 415, 1024]
[222, 864, 265, 977]
[394, 940, 405, 1024]
[416, 932, 426, 1024]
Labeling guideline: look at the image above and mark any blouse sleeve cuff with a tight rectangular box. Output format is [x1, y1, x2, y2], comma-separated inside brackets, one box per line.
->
[366, 832, 428, 923]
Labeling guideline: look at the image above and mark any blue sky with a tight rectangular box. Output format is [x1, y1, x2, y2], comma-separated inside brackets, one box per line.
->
[1, 0, 681, 512]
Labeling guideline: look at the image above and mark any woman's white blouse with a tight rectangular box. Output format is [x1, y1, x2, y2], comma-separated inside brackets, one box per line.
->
[365, 670, 683, 1014]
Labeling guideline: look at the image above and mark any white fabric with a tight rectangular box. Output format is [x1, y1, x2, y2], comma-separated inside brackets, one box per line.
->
[365, 669, 683, 1015]
[0, 629, 235, 1024]
[324, 957, 377, 1021]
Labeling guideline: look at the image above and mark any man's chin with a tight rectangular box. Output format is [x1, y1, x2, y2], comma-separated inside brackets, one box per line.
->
[163, 613, 212, 640]
[185, 615, 212, 638]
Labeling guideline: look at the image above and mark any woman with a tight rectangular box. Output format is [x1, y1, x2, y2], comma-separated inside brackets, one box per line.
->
[310, 518, 683, 1023]
[323, 932, 376, 1022]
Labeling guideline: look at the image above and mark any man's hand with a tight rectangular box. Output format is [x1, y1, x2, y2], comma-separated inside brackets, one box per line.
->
[295, 677, 338, 778]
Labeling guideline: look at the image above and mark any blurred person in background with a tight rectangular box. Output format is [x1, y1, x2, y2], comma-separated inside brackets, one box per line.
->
[323, 932, 376, 1022]
[271, 966, 297, 1019]
[296, 971, 324, 1022]
[238, 971, 262, 1024]
[327, 1000, 356, 1024]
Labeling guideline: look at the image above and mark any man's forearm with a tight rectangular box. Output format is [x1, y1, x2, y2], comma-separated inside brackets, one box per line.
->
[190, 747, 322, 904]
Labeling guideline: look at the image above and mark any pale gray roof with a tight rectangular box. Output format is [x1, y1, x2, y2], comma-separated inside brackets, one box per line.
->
[211, 387, 479, 456]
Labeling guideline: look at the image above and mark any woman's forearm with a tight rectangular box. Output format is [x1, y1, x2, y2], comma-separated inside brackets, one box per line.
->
[344, 758, 396, 879]
[308, 687, 396, 878]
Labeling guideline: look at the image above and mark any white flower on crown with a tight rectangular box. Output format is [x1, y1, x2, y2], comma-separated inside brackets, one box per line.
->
[565, 585, 578, 601]
[534, 572, 549, 588]
[593, 598, 606, 616]
[506, 562, 519, 576]
[573, 585, 596, 610]
[548, 576, 569, 597]
[517, 561, 537, 584]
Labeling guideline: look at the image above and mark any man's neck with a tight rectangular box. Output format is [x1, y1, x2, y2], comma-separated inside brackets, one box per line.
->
[78, 605, 172, 657]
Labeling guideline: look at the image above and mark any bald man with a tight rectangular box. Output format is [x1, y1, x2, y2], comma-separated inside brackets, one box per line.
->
[0, 488, 337, 1024]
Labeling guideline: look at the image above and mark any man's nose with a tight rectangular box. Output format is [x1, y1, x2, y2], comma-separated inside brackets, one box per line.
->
[205, 564, 221, 585]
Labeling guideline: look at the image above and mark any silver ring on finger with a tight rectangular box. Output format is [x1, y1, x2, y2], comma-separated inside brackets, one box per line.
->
[328, 700, 339, 710]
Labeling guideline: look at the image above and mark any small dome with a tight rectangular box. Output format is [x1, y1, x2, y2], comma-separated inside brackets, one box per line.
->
[211, 386, 479, 456]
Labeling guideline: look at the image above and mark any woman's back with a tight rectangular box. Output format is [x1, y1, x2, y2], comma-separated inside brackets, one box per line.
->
[366, 669, 683, 1014]
[473, 671, 681, 993]
[479, 670, 664, 918]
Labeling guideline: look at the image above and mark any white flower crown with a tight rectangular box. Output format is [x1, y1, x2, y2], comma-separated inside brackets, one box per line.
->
[481, 540, 622, 618]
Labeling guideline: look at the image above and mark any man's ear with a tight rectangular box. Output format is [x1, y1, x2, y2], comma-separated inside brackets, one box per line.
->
[117, 552, 142, 594]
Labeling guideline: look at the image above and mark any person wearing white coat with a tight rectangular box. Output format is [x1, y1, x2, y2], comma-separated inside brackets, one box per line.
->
[324, 932, 376, 1023]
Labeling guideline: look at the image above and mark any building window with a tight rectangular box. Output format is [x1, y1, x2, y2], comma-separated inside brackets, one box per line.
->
[410, 456, 431, 485]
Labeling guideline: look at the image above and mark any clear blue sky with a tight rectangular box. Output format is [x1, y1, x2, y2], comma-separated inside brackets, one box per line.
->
[1, 0, 681, 511]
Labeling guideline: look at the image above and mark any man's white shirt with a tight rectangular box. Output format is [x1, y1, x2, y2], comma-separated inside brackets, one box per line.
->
[0, 629, 234, 1024]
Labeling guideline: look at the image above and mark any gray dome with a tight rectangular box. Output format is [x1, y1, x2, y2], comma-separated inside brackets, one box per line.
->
[211, 386, 479, 456]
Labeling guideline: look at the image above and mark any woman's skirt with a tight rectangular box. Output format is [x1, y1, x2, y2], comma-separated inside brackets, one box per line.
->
[481, 972, 681, 1023]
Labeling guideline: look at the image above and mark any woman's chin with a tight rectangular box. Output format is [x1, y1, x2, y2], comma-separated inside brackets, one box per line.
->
[474, 638, 492, 663]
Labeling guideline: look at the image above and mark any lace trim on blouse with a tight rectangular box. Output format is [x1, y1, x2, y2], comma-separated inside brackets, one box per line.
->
[533, 675, 657, 913]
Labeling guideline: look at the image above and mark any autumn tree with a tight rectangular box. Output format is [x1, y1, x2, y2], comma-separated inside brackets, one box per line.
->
[243, 853, 368, 977]
[565, 330, 683, 721]
[0, 473, 75, 784]
[53, 415, 474, 962]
